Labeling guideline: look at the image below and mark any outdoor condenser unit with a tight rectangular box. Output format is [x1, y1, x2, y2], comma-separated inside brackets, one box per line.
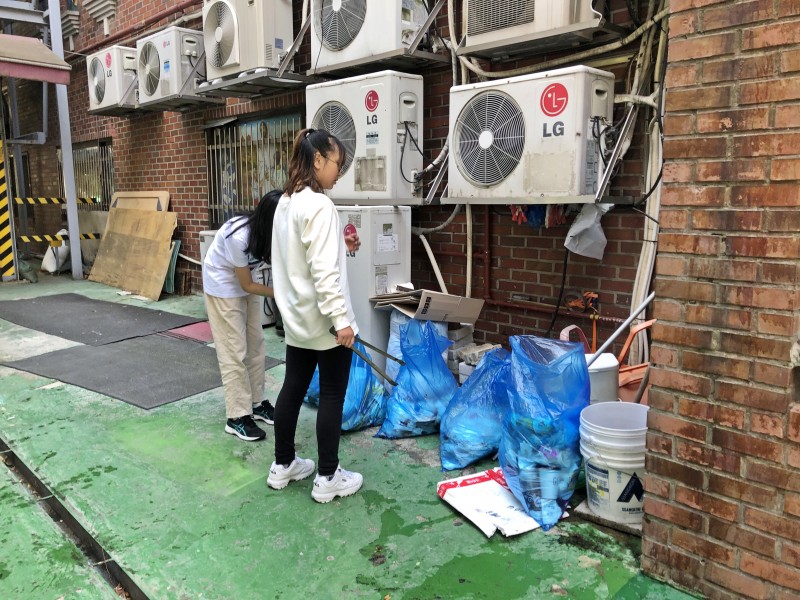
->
[202, 0, 294, 80]
[306, 71, 424, 205]
[446, 65, 615, 204]
[87, 45, 137, 112]
[337, 205, 411, 377]
[461, 0, 605, 58]
[309, 0, 431, 72]
[136, 26, 206, 106]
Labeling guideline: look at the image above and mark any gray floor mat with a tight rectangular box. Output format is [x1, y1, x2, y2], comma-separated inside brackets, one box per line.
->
[3, 335, 284, 410]
[0, 293, 203, 346]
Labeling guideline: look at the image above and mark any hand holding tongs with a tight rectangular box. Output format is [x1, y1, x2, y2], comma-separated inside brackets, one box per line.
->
[329, 326, 404, 387]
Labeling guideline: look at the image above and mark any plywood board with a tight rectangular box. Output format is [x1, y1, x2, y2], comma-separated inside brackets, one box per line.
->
[77, 210, 108, 264]
[89, 208, 177, 301]
[110, 190, 170, 211]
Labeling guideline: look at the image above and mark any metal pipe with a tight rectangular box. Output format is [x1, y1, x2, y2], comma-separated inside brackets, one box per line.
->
[587, 291, 655, 367]
[484, 297, 625, 325]
[49, 0, 83, 279]
[73, 0, 201, 59]
[479, 204, 624, 326]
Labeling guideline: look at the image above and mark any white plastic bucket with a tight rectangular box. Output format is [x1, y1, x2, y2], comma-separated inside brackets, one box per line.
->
[579, 402, 649, 524]
[585, 352, 620, 403]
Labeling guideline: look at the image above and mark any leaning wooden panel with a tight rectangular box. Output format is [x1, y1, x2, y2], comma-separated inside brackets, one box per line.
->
[89, 208, 177, 301]
[109, 190, 171, 211]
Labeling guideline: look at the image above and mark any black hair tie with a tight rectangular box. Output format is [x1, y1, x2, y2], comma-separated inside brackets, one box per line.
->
[304, 128, 315, 138]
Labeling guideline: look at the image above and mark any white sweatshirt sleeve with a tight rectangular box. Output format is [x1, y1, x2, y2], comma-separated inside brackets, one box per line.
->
[300, 195, 352, 332]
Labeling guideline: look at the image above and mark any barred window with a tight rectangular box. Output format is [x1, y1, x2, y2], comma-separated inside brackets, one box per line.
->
[58, 140, 115, 211]
[206, 113, 301, 228]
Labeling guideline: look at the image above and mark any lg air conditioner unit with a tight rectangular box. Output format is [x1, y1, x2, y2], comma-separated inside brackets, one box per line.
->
[337, 205, 411, 377]
[446, 65, 615, 204]
[202, 0, 293, 80]
[462, 0, 604, 58]
[87, 45, 137, 112]
[309, 0, 430, 72]
[136, 26, 206, 105]
[306, 71, 424, 205]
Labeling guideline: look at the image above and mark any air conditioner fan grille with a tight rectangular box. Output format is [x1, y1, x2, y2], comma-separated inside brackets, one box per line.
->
[311, 101, 356, 176]
[314, 0, 366, 51]
[90, 57, 106, 104]
[454, 91, 525, 186]
[204, 0, 236, 68]
[139, 41, 161, 97]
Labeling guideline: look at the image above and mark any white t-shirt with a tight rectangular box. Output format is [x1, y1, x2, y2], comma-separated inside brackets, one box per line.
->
[202, 216, 256, 298]
[272, 187, 358, 351]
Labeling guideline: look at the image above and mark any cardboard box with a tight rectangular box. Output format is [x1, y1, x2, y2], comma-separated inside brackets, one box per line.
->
[437, 468, 541, 537]
[371, 289, 484, 325]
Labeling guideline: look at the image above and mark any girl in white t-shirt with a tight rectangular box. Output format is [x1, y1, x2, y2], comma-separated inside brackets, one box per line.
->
[203, 189, 281, 442]
[266, 128, 365, 503]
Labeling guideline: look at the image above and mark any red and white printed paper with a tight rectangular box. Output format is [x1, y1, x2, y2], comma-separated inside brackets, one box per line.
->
[437, 468, 541, 538]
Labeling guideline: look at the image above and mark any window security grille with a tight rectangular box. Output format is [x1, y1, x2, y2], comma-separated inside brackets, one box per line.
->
[206, 114, 301, 228]
[58, 141, 115, 210]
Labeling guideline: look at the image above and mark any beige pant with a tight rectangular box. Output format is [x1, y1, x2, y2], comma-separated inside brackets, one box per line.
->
[205, 293, 266, 419]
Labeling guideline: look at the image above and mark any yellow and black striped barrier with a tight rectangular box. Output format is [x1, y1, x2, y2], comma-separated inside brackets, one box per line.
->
[18, 233, 102, 247]
[0, 140, 14, 279]
[14, 197, 100, 204]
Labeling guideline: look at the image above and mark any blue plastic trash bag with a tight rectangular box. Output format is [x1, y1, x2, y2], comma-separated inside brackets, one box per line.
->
[341, 341, 386, 431]
[385, 310, 448, 394]
[303, 368, 320, 406]
[376, 319, 457, 438]
[440, 348, 511, 470]
[499, 336, 590, 530]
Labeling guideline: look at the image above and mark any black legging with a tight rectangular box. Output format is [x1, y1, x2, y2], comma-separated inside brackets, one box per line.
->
[274, 344, 352, 476]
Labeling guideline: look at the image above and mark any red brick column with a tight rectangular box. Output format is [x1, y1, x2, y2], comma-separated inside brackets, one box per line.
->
[643, 1, 800, 598]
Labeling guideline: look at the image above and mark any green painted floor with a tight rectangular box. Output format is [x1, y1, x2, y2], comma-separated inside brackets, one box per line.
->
[0, 275, 699, 600]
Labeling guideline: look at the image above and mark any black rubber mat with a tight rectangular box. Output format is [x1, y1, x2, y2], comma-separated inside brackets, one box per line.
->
[3, 335, 284, 410]
[0, 293, 204, 346]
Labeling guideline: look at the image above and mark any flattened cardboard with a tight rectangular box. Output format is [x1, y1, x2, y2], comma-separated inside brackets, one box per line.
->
[110, 190, 170, 211]
[437, 468, 541, 537]
[371, 289, 484, 325]
[89, 208, 177, 301]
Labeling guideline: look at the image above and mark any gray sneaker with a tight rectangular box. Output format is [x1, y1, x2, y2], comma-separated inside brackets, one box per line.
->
[311, 465, 363, 503]
[267, 456, 315, 490]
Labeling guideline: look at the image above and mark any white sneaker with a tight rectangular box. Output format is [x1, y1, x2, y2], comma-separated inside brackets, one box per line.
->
[267, 456, 315, 490]
[311, 465, 363, 503]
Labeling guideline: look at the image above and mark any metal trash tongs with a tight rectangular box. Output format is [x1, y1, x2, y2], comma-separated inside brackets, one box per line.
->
[329, 326, 404, 387]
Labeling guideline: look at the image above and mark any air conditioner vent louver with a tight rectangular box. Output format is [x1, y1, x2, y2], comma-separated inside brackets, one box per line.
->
[454, 91, 525, 186]
[315, 0, 367, 50]
[139, 41, 161, 97]
[311, 101, 356, 175]
[205, 1, 237, 68]
[467, 1, 536, 36]
[90, 57, 106, 103]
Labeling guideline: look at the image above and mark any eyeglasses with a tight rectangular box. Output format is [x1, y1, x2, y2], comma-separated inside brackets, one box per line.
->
[323, 154, 345, 177]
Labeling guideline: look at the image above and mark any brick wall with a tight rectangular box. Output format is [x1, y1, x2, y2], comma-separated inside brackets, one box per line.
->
[14, 0, 800, 595]
[49, 0, 650, 352]
[643, 1, 800, 597]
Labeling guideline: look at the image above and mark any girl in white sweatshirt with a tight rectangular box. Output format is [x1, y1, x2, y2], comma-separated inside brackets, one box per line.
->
[266, 128, 365, 503]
